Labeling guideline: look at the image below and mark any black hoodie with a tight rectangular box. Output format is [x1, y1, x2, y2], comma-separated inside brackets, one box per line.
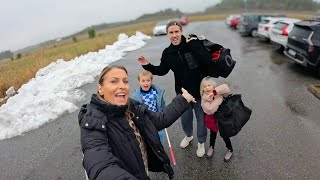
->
[143, 35, 211, 98]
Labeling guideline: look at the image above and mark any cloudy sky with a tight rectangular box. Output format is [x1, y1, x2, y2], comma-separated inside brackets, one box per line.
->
[0, 0, 220, 52]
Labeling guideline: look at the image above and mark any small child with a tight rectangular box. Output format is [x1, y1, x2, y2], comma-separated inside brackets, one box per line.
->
[200, 76, 233, 161]
[131, 70, 165, 142]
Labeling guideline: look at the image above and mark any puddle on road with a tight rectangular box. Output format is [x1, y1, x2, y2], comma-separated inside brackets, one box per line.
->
[284, 97, 307, 116]
[240, 37, 274, 54]
[240, 36, 290, 66]
[269, 50, 289, 65]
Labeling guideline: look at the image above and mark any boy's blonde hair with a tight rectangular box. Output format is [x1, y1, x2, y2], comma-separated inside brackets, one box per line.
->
[200, 76, 217, 97]
[138, 70, 153, 81]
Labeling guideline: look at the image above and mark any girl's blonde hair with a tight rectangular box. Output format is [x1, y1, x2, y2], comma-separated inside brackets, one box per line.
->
[199, 76, 217, 97]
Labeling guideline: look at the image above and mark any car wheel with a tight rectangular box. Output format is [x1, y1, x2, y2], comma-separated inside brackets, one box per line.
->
[251, 29, 258, 37]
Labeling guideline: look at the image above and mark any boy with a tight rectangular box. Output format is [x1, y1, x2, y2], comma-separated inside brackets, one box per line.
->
[131, 70, 165, 142]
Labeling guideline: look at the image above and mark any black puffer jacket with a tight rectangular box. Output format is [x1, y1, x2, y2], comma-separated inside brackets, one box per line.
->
[143, 35, 211, 98]
[79, 94, 189, 180]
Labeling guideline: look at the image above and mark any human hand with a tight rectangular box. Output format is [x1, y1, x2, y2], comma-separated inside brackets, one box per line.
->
[138, 56, 149, 65]
[186, 37, 197, 43]
[206, 93, 214, 101]
[186, 34, 198, 43]
[181, 88, 196, 103]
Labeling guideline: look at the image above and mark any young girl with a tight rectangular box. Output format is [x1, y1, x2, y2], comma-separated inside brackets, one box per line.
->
[200, 76, 233, 161]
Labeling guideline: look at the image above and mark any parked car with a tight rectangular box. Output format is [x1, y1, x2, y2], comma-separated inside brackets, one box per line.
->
[153, 20, 168, 36]
[257, 17, 286, 40]
[225, 14, 241, 26]
[238, 13, 286, 37]
[180, 16, 189, 25]
[230, 16, 240, 29]
[284, 19, 320, 76]
[269, 18, 301, 49]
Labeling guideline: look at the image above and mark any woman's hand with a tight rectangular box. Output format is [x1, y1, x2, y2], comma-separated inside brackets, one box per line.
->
[181, 88, 196, 103]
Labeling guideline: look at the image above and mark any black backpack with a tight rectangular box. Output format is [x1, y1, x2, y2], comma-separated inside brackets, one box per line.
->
[214, 94, 252, 138]
[188, 34, 236, 78]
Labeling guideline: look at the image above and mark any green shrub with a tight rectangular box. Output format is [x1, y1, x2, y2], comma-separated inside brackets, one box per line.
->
[72, 36, 77, 42]
[16, 53, 21, 59]
[88, 27, 96, 38]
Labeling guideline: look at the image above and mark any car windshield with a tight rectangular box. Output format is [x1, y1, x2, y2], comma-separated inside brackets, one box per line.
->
[156, 21, 168, 26]
[247, 15, 260, 22]
[290, 26, 312, 38]
[274, 22, 288, 30]
[260, 19, 270, 24]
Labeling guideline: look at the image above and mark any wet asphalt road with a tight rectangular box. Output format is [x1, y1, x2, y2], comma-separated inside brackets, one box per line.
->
[1, 21, 320, 180]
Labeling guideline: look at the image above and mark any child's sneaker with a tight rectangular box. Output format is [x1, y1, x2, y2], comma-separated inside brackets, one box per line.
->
[224, 150, 233, 162]
[206, 146, 214, 159]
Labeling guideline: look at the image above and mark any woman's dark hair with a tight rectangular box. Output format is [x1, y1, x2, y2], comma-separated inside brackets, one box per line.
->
[166, 20, 182, 32]
[98, 65, 128, 85]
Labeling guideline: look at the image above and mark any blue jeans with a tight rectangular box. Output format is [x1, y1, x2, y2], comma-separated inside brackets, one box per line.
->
[180, 98, 207, 144]
[158, 130, 164, 143]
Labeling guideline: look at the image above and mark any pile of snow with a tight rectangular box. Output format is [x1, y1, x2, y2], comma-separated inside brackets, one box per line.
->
[0, 32, 151, 140]
[5, 86, 16, 97]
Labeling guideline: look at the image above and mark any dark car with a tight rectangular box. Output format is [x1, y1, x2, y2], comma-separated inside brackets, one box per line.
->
[284, 19, 320, 76]
[238, 13, 286, 37]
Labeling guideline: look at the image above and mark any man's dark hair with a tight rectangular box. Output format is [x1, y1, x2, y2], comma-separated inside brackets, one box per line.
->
[166, 20, 182, 32]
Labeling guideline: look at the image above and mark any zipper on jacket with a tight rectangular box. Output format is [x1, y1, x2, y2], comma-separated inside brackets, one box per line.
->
[177, 50, 187, 88]
[178, 50, 184, 62]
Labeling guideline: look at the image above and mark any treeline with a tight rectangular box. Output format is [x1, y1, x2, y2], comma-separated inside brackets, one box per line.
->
[206, 0, 320, 12]
[0, 50, 13, 60]
[69, 9, 183, 39]
[136, 8, 183, 21]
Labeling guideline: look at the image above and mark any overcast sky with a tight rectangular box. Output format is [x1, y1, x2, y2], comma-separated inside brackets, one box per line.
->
[0, 0, 220, 52]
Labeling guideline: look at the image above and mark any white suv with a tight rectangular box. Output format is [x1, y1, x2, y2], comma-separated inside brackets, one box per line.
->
[257, 17, 287, 40]
[269, 18, 301, 49]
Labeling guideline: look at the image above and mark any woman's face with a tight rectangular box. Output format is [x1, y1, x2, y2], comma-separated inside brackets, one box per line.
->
[203, 80, 215, 94]
[98, 68, 130, 106]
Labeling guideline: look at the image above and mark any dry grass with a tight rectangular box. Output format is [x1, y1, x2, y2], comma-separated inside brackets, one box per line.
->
[0, 21, 156, 98]
[286, 13, 315, 20]
[189, 14, 227, 22]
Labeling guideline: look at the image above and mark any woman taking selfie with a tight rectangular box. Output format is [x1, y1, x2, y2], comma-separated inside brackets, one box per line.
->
[78, 65, 195, 180]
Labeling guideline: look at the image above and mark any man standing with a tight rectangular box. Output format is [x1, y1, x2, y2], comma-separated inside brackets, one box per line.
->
[137, 20, 211, 157]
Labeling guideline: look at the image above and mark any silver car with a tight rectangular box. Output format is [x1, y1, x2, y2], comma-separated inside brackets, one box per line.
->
[153, 21, 168, 36]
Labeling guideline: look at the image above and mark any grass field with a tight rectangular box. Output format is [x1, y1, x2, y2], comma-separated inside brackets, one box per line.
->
[0, 12, 316, 99]
[0, 21, 157, 99]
